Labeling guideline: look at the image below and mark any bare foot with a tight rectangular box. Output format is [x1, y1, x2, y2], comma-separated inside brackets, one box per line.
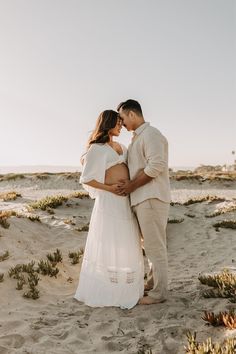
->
[138, 296, 166, 305]
[144, 284, 153, 291]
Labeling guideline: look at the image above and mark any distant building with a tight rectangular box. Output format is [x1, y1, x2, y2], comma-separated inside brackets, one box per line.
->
[194, 165, 222, 173]
[194, 163, 236, 173]
[222, 161, 236, 172]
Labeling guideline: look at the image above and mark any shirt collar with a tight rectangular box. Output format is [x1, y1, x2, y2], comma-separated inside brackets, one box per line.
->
[134, 122, 150, 135]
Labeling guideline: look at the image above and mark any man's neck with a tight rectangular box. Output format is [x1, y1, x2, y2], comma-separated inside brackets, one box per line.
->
[133, 119, 145, 131]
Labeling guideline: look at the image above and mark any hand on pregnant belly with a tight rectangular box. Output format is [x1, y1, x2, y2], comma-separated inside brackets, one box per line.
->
[109, 183, 122, 195]
[105, 164, 130, 194]
[117, 179, 135, 195]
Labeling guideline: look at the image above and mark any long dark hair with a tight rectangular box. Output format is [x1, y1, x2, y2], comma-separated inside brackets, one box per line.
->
[87, 110, 119, 148]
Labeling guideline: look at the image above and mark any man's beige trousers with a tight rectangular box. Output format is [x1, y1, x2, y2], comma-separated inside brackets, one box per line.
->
[133, 198, 169, 301]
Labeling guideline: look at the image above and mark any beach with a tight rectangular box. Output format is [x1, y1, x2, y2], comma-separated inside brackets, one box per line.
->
[0, 171, 236, 353]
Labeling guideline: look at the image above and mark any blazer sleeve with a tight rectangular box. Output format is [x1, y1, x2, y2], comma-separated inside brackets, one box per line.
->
[79, 144, 107, 198]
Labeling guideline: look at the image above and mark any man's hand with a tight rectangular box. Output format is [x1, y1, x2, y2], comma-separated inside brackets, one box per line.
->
[117, 171, 153, 196]
[117, 179, 136, 195]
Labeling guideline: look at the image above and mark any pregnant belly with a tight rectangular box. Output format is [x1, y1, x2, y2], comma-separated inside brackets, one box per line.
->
[105, 163, 130, 184]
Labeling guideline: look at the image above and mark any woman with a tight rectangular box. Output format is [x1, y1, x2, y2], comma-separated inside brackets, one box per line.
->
[74, 110, 144, 309]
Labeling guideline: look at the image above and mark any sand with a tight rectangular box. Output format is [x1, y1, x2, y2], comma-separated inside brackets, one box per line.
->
[0, 173, 236, 353]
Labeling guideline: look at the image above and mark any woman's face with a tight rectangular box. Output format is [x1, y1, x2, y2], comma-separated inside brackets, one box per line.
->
[109, 118, 123, 137]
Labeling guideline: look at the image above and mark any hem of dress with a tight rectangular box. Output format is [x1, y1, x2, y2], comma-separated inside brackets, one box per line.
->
[73, 295, 139, 310]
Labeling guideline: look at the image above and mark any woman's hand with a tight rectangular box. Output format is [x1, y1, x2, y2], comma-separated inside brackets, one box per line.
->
[116, 179, 136, 195]
[107, 183, 126, 196]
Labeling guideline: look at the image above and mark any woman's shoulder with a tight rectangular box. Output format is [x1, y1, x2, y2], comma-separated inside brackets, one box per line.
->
[86, 143, 108, 159]
[88, 143, 106, 151]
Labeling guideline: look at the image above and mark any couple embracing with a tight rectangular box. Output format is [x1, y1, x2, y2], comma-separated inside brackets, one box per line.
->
[74, 99, 171, 309]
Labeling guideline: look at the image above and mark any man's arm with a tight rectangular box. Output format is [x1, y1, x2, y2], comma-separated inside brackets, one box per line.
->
[85, 180, 121, 195]
[117, 170, 152, 195]
[118, 131, 168, 195]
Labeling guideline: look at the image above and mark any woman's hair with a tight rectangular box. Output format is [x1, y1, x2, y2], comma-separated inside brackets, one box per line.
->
[87, 110, 119, 148]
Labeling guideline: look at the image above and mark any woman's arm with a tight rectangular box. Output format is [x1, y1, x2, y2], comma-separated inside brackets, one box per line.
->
[85, 179, 120, 194]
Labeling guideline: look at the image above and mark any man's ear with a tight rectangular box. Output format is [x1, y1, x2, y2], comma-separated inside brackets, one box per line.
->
[129, 110, 135, 121]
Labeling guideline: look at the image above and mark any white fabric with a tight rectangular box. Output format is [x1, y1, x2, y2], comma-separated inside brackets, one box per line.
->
[74, 191, 144, 309]
[79, 143, 127, 199]
[128, 123, 171, 206]
[75, 143, 144, 309]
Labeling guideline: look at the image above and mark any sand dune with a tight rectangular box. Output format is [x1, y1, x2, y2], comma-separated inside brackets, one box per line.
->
[0, 173, 236, 353]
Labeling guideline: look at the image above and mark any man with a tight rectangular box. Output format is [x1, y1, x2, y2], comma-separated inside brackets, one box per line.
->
[117, 99, 171, 305]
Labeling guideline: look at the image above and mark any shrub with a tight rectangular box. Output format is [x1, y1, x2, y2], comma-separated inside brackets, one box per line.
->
[68, 249, 84, 264]
[76, 223, 89, 232]
[213, 220, 236, 230]
[206, 204, 236, 218]
[0, 210, 17, 229]
[0, 191, 22, 201]
[199, 269, 236, 302]
[30, 195, 68, 210]
[202, 309, 236, 329]
[37, 260, 59, 277]
[183, 195, 225, 206]
[185, 331, 236, 353]
[46, 249, 63, 267]
[168, 218, 184, 224]
[0, 250, 9, 262]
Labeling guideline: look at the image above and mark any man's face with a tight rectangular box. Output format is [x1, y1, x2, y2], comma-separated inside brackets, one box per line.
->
[118, 108, 133, 131]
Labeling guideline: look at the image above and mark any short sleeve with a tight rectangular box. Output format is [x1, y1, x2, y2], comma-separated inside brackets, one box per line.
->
[79, 144, 106, 198]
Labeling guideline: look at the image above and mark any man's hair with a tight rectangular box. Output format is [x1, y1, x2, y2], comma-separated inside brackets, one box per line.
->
[117, 99, 143, 116]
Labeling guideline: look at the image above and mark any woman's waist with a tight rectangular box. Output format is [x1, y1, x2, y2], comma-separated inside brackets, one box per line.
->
[105, 163, 129, 184]
[94, 190, 132, 218]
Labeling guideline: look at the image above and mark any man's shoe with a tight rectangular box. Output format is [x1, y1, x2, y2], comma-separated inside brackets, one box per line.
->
[138, 295, 166, 305]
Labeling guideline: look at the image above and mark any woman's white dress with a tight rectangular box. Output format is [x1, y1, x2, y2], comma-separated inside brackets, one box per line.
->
[74, 143, 144, 309]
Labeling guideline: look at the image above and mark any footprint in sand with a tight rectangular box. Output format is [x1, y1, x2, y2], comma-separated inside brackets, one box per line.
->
[105, 340, 127, 352]
[31, 317, 59, 330]
[0, 334, 25, 349]
[0, 346, 8, 354]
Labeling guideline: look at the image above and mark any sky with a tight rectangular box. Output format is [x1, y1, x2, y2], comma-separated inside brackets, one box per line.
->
[0, 0, 235, 170]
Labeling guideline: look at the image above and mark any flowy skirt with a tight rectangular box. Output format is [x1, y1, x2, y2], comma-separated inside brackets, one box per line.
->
[74, 190, 144, 309]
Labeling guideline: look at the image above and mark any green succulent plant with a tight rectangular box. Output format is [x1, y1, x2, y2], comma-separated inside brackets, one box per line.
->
[23, 287, 40, 300]
[37, 260, 59, 277]
[16, 275, 26, 290]
[68, 249, 84, 265]
[46, 249, 63, 266]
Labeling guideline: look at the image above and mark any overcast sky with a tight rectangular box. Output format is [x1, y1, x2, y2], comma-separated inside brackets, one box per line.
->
[0, 0, 235, 169]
